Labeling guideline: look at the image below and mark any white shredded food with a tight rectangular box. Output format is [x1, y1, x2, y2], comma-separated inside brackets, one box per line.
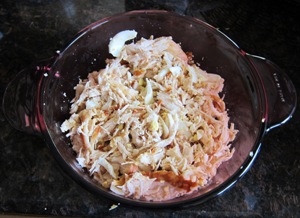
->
[61, 30, 238, 201]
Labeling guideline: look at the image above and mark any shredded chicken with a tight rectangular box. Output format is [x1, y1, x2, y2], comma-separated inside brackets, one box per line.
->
[61, 30, 238, 201]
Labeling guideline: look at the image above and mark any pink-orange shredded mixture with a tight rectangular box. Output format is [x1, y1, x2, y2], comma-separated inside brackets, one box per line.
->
[61, 30, 238, 201]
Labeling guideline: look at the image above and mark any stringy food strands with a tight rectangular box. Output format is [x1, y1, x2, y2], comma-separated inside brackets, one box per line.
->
[61, 30, 238, 201]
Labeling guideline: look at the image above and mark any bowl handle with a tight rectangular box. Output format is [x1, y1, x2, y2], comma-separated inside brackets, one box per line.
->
[247, 54, 297, 132]
[2, 58, 56, 136]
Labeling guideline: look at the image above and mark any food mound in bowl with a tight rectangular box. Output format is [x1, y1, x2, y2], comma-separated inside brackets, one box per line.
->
[61, 30, 238, 201]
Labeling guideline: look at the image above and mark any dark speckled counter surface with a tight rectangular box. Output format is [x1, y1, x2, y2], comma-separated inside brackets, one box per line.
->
[0, 0, 299, 217]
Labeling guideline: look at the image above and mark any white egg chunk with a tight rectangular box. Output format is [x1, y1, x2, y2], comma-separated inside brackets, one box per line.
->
[109, 30, 138, 57]
[144, 78, 154, 105]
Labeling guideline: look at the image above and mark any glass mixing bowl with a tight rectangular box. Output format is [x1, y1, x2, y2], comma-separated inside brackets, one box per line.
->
[2, 10, 296, 208]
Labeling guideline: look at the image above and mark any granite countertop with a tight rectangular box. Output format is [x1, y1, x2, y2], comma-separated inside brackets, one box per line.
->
[0, 0, 299, 217]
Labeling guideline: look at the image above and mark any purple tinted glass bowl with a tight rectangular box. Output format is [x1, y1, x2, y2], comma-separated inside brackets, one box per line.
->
[2, 10, 296, 208]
